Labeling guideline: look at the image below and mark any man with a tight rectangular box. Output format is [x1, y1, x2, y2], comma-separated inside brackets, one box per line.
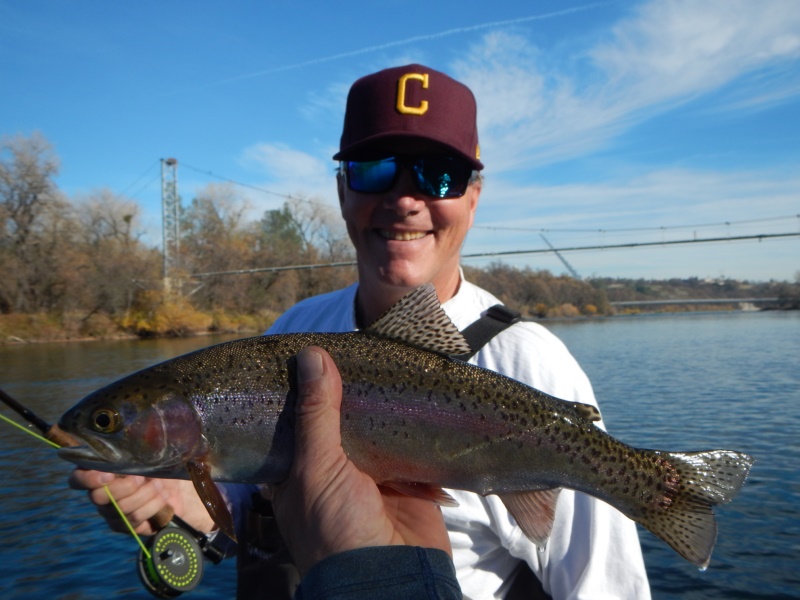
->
[71, 64, 650, 599]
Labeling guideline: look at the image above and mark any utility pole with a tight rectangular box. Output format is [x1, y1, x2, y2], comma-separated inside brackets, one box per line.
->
[161, 158, 180, 296]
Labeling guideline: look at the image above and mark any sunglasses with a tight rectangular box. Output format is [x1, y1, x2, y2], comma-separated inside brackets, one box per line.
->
[342, 155, 476, 199]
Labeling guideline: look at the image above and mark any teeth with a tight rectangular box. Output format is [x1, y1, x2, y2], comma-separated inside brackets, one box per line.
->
[379, 230, 427, 241]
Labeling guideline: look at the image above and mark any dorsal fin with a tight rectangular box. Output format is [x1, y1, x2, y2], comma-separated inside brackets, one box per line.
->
[573, 402, 601, 423]
[366, 284, 471, 356]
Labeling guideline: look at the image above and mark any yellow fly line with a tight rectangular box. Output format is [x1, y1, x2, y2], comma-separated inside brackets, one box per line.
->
[0, 410, 151, 559]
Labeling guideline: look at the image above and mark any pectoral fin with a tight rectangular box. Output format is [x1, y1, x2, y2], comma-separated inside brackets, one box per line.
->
[499, 488, 562, 549]
[381, 481, 460, 508]
[186, 459, 237, 542]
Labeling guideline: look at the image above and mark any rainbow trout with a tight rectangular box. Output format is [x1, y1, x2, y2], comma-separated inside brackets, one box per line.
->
[58, 284, 753, 569]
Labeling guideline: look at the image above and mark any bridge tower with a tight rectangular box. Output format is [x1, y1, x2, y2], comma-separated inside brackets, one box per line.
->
[161, 158, 181, 295]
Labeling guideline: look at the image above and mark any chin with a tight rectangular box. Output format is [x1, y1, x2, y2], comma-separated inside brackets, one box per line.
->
[374, 267, 429, 291]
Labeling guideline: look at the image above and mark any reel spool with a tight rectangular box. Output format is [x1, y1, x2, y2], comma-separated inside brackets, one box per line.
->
[138, 525, 204, 598]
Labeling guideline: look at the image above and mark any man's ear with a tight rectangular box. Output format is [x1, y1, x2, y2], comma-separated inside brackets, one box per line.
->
[336, 172, 346, 214]
[467, 178, 481, 228]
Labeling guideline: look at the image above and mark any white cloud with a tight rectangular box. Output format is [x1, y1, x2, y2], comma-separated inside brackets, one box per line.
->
[455, 0, 800, 173]
[236, 143, 340, 217]
[242, 142, 329, 182]
[591, 0, 800, 105]
[480, 166, 800, 229]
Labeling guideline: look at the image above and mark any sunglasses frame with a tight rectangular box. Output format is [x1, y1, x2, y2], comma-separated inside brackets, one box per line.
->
[341, 155, 478, 199]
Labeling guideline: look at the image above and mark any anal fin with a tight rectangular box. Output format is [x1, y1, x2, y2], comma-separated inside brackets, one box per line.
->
[187, 459, 237, 542]
[499, 488, 562, 549]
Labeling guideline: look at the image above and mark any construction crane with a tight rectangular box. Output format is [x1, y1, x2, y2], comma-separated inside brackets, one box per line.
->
[540, 234, 581, 280]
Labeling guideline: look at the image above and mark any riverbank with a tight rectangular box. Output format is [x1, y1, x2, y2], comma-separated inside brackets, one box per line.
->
[4, 304, 794, 344]
[0, 309, 272, 345]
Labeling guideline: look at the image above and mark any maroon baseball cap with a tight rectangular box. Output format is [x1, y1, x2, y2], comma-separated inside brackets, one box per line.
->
[333, 64, 484, 170]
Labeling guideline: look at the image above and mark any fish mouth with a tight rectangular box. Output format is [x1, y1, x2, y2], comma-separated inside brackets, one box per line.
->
[58, 437, 122, 469]
[58, 438, 123, 469]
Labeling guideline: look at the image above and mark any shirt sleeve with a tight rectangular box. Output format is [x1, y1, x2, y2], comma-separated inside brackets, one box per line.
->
[294, 547, 462, 600]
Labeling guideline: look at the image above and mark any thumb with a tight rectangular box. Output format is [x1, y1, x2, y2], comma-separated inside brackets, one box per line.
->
[292, 346, 344, 471]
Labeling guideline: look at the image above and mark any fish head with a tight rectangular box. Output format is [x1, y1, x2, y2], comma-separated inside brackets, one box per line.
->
[57, 372, 204, 478]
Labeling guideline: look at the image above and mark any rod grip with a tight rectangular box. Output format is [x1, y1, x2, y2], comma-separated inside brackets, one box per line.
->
[45, 423, 82, 448]
[151, 505, 176, 529]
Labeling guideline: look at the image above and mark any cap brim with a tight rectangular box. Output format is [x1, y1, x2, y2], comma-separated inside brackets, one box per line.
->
[334, 133, 484, 170]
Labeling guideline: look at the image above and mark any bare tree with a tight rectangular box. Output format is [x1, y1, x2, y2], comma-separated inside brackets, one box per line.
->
[180, 183, 257, 311]
[71, 189, 158, 316]
[0, 133, 63, 312]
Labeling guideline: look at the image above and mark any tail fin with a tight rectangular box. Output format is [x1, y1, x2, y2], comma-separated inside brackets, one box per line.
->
[637, 450, 754, 569]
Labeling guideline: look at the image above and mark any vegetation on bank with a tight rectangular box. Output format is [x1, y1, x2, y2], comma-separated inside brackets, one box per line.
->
[2, 133, 798, 344]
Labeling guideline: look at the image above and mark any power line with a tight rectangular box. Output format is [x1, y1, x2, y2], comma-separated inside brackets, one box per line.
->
[189, 231, 800, 278]
[192, 260, 357, 278]
[180, 162, 301, 202]
[472, 214, 800, 234]
[119, 160, 161, 199]
[462, 232, 800, 260]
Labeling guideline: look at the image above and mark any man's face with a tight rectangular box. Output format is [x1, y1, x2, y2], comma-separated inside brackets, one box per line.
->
[338, 150, 480, 298]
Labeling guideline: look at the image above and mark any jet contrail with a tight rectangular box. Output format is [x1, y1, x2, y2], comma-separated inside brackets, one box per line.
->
[199, 3, 607, 88]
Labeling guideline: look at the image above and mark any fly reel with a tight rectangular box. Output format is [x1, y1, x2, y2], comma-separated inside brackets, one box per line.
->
[137, 517, 224, 598]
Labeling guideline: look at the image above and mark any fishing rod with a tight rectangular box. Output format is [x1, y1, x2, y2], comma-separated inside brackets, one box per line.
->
[0, 387, 224, 598]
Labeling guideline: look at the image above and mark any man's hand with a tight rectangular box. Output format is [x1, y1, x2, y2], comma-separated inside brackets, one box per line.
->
[68, 470, 215, 536]
[271, 346, 452, 576]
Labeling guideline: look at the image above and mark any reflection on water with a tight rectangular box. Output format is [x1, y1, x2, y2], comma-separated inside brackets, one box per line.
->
[1, 313, 798, 599]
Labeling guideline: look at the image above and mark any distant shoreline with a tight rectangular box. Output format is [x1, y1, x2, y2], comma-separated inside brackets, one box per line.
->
[4, 305, 794, 346]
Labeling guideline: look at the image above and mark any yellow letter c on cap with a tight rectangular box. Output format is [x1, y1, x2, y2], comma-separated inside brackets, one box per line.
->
[397, 73, 429, 115]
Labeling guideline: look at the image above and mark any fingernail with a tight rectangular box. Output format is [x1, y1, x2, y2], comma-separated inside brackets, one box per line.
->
[98, 472, 115, 484]
[298, 348, 324, 383]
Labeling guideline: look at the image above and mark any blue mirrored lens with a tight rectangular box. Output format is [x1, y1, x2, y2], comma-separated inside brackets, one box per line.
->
[346, 158, 398, 193]
[413, 156, 473, 198]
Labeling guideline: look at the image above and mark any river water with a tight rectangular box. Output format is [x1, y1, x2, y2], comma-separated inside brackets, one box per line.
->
[0, 311, 797, 599]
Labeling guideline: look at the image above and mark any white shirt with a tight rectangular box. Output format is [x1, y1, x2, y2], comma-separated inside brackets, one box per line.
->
[266, 279, 651, 600]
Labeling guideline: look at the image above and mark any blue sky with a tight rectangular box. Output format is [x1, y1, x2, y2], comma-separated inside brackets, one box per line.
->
[2, 0, 799, 281]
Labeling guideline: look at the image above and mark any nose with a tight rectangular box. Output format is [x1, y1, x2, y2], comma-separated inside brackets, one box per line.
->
[382, 168, 424, 216]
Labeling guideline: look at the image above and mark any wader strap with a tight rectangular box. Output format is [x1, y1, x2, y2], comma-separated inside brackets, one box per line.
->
[455, 304, 522, 361]
[503, 559, 551, 600]
[236, 493, 299, 600]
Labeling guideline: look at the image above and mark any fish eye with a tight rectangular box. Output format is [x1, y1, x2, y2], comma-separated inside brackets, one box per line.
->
[90, 409, 122, 434]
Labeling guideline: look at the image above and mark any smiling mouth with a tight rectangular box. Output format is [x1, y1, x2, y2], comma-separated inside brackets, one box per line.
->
[378, 230, 428, 241]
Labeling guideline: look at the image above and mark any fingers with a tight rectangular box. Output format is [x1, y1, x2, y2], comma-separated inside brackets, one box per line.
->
[68, 468, 115, 491]
[95, 483, 169, 534]
[68, 469, 169, 535]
